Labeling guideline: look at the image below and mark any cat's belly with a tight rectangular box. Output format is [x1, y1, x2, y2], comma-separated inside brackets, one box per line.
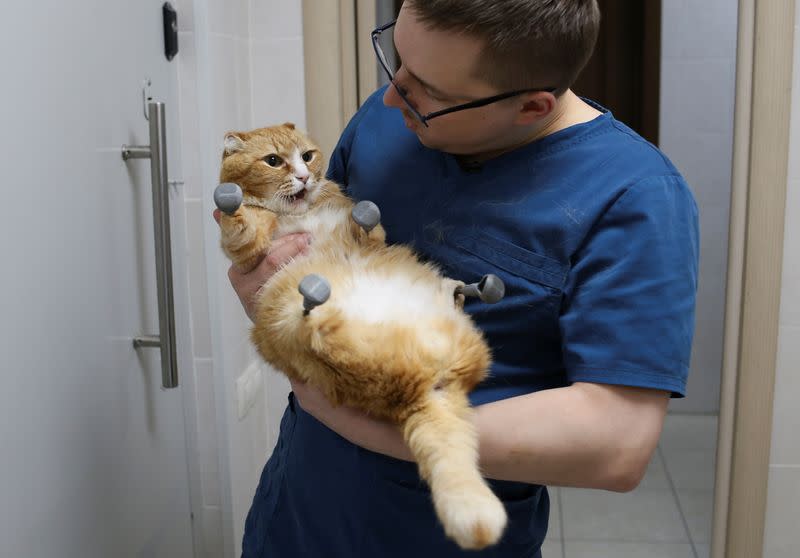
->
[335, 261, 460, 325]
[274, 206, 349, 240]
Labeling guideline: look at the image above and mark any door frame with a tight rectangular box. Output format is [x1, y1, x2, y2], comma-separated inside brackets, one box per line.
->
[714, 0, 796, 556]
[300, 1, 797, 556]
[300, 0, 377, 157]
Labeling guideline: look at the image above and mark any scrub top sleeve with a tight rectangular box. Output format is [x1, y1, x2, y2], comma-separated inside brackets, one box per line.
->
[559, 175, 700, 397]
[325, 86, 387, 193]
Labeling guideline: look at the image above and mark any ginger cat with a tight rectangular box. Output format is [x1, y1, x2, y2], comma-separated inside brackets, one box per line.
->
[214, 123, 507, 550]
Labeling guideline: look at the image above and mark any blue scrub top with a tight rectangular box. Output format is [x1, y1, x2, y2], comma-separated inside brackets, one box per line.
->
[240, 87, 699, 558]
[328, 87, 699, 405]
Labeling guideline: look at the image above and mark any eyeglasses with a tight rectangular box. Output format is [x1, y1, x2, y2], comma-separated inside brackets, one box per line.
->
[371, 19, 557, 128]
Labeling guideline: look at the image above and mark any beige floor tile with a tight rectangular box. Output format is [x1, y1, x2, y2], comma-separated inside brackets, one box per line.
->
[540, 540, 563, 557]
[560, 488, 689, 542]
[763, 466, 800, 558]
[661, 448, 716, 492]
[546, 487, 562, 540]
[637, 452, 671, 490]
[564, 541, 694, 558]
[676, 490, 713, 544]
[660, 414, 718, 451]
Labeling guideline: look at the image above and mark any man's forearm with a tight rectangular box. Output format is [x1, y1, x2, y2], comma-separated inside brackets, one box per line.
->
[475, 382, 669, 491]
[296, 379, 669, 492]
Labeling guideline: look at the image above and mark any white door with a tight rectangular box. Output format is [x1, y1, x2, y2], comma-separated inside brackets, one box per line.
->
[0, 1, 196, 556]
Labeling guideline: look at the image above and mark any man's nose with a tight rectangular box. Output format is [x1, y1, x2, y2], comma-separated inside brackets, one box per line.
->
[383, 81, 405, 109]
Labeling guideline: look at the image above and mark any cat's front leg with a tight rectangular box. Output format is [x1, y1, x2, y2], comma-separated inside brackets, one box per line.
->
[214, 184, 278, 273]
[349, 200, 387, 245]
[220, 206, 278, 273]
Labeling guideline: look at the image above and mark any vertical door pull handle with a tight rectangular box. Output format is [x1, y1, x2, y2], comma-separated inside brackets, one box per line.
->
[122, 101, 178, 389]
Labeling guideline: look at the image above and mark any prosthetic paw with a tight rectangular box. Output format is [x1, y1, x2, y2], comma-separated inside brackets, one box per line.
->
[456, 274, 505, 304]
[299, 274, 331, 315]
[351, 200, 381, 233]
[214, 182, 243, 215]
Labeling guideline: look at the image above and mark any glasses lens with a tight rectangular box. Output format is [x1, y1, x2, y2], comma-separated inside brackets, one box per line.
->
[374, 24, 427, 125]
[374, 26, 399, 85]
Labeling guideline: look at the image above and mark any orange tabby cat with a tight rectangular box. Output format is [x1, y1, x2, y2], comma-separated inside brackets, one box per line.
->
[215, 123, 507, 550]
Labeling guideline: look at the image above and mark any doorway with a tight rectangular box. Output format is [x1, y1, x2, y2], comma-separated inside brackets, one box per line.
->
[572, 0, 661, 146]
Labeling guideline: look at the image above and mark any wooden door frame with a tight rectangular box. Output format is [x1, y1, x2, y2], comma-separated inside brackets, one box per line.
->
[300, 0, 376, 157]
[714, 0, 795, 556]
[300, 2, 797, 555]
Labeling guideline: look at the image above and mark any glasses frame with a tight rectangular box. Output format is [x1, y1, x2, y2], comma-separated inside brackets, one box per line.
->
[371, 19, 557, 128]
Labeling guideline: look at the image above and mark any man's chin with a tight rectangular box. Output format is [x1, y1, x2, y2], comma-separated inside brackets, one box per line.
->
[414, 131, 445, 151]
[405, 123, 478, 154]
[415, 134, 471, 155]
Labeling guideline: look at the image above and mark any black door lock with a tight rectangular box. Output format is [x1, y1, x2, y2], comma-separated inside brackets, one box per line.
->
[163, 2, 178, 61]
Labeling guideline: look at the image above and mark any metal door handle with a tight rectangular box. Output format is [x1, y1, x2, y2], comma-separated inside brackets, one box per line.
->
[122, 101, 178, 389]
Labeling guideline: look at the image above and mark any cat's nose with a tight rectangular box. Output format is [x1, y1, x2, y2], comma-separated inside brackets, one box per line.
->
[295, 173, 309, 184]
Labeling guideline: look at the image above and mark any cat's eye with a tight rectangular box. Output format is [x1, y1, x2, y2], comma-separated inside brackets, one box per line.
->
[264, 154, 283, 167]
[301, 151, 314, 163]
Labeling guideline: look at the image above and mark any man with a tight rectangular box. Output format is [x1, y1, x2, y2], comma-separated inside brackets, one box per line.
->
[224, 1, 699, 556]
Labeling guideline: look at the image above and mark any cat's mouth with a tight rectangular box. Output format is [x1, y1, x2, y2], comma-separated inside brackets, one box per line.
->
[286, 188, 307, 203]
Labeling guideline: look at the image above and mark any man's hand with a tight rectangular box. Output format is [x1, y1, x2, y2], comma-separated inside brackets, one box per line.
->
[213, 208, 311, 322]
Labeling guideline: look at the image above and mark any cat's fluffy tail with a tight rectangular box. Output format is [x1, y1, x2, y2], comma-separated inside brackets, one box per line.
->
[403, 390, 508, 549]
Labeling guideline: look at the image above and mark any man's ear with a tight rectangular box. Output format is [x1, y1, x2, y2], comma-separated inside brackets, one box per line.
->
[516, 91, 557, 126]
[223, 132, 247, 155]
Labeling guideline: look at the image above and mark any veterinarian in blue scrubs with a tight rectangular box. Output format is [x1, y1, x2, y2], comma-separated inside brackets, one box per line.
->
[236, 1, 698, 556]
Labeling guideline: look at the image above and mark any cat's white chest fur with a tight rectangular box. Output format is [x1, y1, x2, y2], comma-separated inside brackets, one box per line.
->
[274, 206, 349, 240]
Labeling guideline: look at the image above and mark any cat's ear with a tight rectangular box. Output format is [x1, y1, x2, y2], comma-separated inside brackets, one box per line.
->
[282, 122, 296, 130]
[223, 132, 247, 155]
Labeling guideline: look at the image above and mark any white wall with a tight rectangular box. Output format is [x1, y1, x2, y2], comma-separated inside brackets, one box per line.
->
[763, 3, 800, 556]
[175, 0, 305, 555]
[659, 0, 738, 414]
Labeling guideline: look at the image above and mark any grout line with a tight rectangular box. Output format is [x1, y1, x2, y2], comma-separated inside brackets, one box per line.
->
[558, 487, 566, 558]
[247, 0, 255, 128]
[555, 538, 701, 543]
[659, 444, 699, 558]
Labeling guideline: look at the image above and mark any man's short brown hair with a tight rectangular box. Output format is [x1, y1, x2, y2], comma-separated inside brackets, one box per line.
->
[404, 0, 601, 94]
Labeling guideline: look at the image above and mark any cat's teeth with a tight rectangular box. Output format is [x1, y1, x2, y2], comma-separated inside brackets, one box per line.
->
[288, 188, 307, 203]
[284, 188, 306, 203]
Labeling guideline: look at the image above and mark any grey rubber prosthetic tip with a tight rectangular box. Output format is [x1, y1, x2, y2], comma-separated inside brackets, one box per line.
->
[457, 274, 505, 304]
[351, 200, 381, 233]
[299, 274, 331, 314]
[214, 182, 243, 215]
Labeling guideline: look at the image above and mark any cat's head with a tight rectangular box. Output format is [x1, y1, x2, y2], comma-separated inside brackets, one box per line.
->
[219, 123, 327, 215]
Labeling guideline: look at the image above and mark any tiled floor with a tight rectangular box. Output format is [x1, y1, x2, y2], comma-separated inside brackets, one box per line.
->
[541, 414, 717, 558]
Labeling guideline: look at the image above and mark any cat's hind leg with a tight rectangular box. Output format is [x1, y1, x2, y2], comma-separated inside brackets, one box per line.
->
[455, 274, 505, 304]
[299, 296, 506, 549]
[298, 274, 331, 315]
[402, 390, 507, 550]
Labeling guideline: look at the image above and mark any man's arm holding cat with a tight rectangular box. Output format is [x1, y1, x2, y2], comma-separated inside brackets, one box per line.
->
[213, 209, 311, 322]
[293, 378, 669, 493]
[214, 209, 669, 492]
